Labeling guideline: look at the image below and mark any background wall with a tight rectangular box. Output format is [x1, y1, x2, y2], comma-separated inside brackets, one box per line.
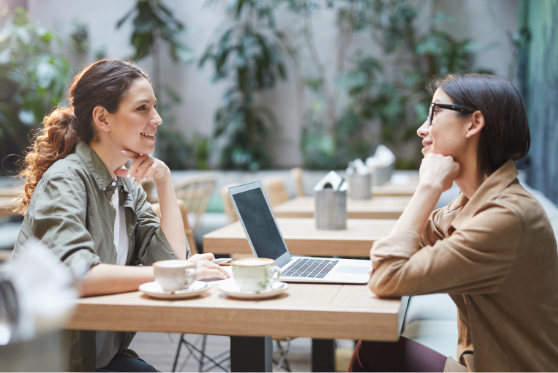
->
[27, 0, 519, 168]
[524, 0, 558, 203]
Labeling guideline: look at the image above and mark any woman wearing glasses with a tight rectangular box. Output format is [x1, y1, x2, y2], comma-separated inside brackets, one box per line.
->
[349, 74, 558, 371]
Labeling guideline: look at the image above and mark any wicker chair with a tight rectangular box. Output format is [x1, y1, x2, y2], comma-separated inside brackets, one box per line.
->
[173, 174, 217, 234]
[220, 184, 239, 225]
[140, 179, 158, 204]
[261, 176, 290, 207]
[290, 167, 305, 197]
[150, 200, 198, 255]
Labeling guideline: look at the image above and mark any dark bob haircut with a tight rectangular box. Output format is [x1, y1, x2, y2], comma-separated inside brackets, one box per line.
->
[428, 74, 530, 182]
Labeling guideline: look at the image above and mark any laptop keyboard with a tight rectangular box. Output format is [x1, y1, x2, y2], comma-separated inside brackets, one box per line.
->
[282, 258, 339, 278]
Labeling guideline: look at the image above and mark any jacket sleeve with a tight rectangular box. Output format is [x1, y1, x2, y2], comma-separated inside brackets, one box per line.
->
[132, 186, 190, 265]
[16, 174, 102, 273]
[369, 197, 524, 297]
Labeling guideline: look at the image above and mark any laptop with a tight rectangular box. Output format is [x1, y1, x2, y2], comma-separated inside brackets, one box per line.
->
[228, 181, 371, 284]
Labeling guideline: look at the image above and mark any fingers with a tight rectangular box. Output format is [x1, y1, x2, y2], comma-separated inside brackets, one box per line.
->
[201, 260, 230, 277]
[196, 261, 230, 279]
[140, 163, 158, 183]
[197, 268, 228, 280]
[115, 168, 129, 178]
[121, 150, 139, 159]
[119, 153, 154, 186]
[189, 253, 216, 262]
[126, 156, 150, 179]
[133, 159, 155, 186]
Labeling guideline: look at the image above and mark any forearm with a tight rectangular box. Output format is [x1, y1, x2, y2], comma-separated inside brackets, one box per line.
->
[155, 175, 187, 259]
[80, 263, 154, 297]
[391, 182, 443, 235]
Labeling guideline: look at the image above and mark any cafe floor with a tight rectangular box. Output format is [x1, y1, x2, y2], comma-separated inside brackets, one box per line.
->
[130, 332, 355, 372]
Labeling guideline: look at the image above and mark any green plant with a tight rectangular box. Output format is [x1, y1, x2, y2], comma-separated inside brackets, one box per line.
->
[365, 6, 487, 157]
[69, 21, 88, 54]
[117, 0, 194, 168]
[200, 0, 294, 170]
[0, 7, 70, 174]
[192, 134, 210, 170]
[290, 0, 489, 169]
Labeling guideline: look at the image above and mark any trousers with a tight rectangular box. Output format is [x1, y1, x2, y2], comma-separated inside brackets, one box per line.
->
[348, 337, 447, 372]
[96, 354, 159, 372]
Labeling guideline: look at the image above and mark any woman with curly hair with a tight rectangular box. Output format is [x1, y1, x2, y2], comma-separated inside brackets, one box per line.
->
[349, 74, 558, 372]
[13, 59, 229, 372]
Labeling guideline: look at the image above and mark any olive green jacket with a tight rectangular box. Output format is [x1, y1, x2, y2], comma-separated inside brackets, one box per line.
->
[14, 140, 189, 371]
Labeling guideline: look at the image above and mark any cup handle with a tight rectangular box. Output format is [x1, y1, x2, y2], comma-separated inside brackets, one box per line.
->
[184, 267, 197, 286]
[267, 266, 281, 287]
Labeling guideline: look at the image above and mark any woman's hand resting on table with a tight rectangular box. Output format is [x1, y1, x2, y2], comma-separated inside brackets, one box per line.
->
[189, 253, 230, 280]
[116, 150, 170, 185]
[419, 153, 460, 192]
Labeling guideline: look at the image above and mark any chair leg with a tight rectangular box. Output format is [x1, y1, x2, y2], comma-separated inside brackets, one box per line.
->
[198, 334, 207, 372]
[273, 338, 292, 372]
[171, 334, 185, 372]
[172, 333, 230, 372]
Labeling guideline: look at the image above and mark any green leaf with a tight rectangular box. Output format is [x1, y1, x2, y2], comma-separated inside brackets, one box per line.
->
[36, 59, 56, 88]
[163, 85, 181, 104]
[0, 48, 10, 64]
[18, 109, 35, 125]
[116, 6, 137, 29]
[174, 44, 195, 63]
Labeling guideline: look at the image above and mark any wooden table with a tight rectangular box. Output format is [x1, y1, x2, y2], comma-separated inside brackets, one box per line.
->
[0, 197, 18, 218]
[204, 218, 396, 257]
[372, 182, 417, 197]
[66, 283, 407, 371]
[273, 196, 411, 219]
[0, 186, 22, 198]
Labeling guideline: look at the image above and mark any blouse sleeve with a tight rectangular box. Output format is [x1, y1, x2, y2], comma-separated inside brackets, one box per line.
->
[369, 197, 524, 297]
[18, 173, 102, 273]
[132, 186, 190, 265]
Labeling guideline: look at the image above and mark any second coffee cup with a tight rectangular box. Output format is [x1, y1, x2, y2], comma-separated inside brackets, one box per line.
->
[231, 258, 281, 292]
[153, 260, 197, 293]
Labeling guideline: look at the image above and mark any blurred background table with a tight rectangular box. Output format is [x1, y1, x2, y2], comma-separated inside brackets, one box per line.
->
[204, 218, 396, 257]
[0, 197, 18, 218]
[372, 180, 418, 197]
[273, 196, 411, 220]
[0, 186, 22, 198]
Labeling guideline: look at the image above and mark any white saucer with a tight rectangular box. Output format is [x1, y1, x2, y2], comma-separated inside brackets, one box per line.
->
[217, 280, 289, 299]
[139, 281, 210, 299]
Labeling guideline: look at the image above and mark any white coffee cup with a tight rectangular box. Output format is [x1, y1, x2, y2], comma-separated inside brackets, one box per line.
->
[231, 258, 281, 292]
[153, 260, 197, 293]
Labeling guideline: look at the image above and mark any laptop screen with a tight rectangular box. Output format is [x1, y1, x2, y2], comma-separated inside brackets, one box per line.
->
[230, 187, 288, 260]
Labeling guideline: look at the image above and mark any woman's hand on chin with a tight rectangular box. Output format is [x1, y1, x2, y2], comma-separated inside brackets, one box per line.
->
[419, 153, 460, 192]
[189, 253, 230, 280]
[115, 150, 170, 185]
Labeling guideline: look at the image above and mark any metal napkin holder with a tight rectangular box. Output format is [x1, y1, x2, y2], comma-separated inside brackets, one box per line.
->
[315, 189, 347, 230]
[349, 172, 372, 200]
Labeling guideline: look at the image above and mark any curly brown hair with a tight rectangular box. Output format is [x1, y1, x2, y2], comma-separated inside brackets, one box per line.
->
[16, 59, 148, 214]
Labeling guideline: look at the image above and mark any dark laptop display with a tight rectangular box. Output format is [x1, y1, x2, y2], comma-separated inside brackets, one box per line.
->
[231, 187, 285, 260]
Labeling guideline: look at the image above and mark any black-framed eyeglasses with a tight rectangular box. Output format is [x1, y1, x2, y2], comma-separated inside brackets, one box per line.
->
[427, 103, 476, 126]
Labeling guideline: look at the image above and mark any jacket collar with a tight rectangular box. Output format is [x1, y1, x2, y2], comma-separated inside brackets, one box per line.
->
[74, 141, 131, 193]
[451, 159, 519, 230]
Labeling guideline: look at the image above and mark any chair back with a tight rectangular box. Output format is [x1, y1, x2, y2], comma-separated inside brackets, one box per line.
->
[220, 184, 239, 224]
[262, 176, 290, 207]
[290, 167, 305, 197]
[174, 174, 217, 233]
[140, 179, 158, 204]
[151, 200, 198, 255]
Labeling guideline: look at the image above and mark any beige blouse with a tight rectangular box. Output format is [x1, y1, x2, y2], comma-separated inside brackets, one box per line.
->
[369, 160, 558, 371]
